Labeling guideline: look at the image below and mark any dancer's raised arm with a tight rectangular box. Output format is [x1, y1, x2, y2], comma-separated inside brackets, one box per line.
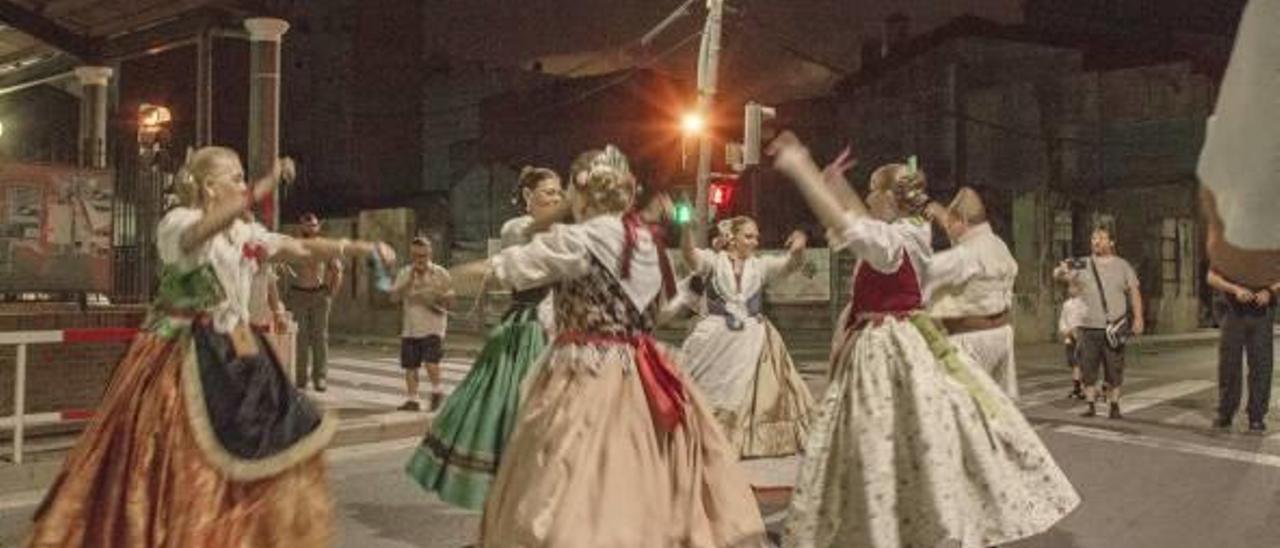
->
[767, 132, 866, 235]
[178, 153, 292, 253]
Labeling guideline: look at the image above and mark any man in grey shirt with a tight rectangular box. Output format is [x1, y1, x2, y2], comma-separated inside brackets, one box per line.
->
[1054, 226, 1146, 419]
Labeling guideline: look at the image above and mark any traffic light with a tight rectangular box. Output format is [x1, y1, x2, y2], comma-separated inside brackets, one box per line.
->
[709, 181, 734, 209]
[672, 199, 694, 225]
[743, 101, 777, 166]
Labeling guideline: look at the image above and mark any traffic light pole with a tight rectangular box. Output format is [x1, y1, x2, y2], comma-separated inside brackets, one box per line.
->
[693, 0, 724, 246]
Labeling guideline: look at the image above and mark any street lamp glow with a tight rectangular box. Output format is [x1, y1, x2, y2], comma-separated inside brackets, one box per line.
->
[680, 112, 705, 135]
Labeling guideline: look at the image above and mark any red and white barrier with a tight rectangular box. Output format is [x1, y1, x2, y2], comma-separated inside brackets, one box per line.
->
[1, 327, 137, 464]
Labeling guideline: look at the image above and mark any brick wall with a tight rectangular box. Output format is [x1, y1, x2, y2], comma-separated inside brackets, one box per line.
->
[0, 304, 147, 415]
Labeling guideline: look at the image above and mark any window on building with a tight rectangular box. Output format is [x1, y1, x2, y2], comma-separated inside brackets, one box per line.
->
[1053, 210, 1073, 263]
[1159, 217, 1195, 298]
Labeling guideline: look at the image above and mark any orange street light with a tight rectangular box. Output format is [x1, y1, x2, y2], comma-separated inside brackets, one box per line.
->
[680, 111, 705, 136]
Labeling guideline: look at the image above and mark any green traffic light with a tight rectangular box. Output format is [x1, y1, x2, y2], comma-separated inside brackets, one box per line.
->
[673, 202, 693, 225]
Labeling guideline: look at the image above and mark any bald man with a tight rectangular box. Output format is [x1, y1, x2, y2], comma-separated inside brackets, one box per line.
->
[924, 188, 1020, 398]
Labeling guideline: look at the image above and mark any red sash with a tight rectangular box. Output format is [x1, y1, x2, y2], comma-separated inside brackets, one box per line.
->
[556, 332, 686, 433]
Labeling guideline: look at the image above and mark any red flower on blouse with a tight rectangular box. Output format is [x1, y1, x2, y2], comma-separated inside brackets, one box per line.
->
[242, 241, 268, 265]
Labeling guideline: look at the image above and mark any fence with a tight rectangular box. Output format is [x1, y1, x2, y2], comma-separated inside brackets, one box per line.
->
[0, 327, 137, 463]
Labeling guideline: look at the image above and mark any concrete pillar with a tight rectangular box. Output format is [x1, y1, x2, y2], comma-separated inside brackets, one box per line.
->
[73, 66, 112, 169]
[245, 17, 289, 229]
[1012, 187, 1053, 343]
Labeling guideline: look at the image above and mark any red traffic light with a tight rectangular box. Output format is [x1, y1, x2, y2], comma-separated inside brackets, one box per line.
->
[709, 181, 735, 209]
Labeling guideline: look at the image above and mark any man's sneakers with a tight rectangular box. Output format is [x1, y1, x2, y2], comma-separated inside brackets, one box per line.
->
[1080, 402, 1097, 418]
[1249, 420, 1267, 433]
[430, 392, 444, 412]
[1108, 402, 1122, 420]
[398, 400, 421, 412]
[1214, 416, 1233, 429]
[1080, 402, 1123, 419]
[314, 379, 327, 393]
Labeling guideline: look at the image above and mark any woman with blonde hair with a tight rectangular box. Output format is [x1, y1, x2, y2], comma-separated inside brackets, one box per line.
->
[768, 133, 1079, 548]
[27, 146, 394, 547]
[678, 214, 815, 489]
[446, 146, 765, 547]
[406, 164, 565, 510]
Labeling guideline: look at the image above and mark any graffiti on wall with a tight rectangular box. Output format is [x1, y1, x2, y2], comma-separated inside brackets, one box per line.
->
[0, 162, 114, 292]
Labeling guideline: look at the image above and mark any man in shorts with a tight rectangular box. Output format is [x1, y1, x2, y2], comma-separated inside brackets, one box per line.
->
[1054, 226, 1145, 419]
[390, 236, 453, 411]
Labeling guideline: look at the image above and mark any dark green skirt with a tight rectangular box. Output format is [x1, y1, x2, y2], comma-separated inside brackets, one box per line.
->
[405, 306, 547, 510]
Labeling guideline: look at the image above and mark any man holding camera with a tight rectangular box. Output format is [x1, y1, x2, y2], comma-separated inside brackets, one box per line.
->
[1054, 226, 1145, 419]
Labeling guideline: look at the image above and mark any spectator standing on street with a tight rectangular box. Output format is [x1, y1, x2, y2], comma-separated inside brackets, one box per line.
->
[285, 212, 343, 391]
[1053, 226, 1145, 419]
[1059, 282, 1088, 400]
[390, 236, 453, 412]
[1208, 269, 1277, 432]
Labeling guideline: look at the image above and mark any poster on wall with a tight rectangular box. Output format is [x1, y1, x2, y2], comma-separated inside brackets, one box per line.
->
[762, 248, 830, 303]
[0, 162, 114, 293]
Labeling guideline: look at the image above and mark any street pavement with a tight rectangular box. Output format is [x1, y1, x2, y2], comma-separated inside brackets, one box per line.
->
[0, 335, 1278, 547]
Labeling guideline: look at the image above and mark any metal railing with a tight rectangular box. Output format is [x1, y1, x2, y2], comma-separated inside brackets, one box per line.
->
[0, 327, 136, 464]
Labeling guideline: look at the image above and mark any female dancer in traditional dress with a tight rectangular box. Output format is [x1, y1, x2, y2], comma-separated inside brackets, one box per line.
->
[26, 146, 394, 547]
[405, 166, 564, 510]
[678, 216, 816, 488]
[767, 133, 1079, 548]
[444, 146, 765, 547]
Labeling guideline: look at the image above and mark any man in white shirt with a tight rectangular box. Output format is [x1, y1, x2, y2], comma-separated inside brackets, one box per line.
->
[1059, 282, 1089, 400]
[390, 236, 453, 411]
[925, 188, 1020, 398]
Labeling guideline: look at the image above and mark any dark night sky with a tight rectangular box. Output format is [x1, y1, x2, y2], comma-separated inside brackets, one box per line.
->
[429, 0, 1023, 101]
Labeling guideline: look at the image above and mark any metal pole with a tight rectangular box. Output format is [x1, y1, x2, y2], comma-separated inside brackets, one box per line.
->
[14, 344, 25, 464]
[694, 0, 724, 246]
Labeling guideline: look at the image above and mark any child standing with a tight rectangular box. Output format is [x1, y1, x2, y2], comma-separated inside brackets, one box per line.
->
[1060, 282, 1088, 400]
[391, 236, 454, 411]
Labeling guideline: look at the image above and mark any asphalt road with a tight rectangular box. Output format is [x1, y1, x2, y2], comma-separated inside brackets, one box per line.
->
[1, 340, 1278, 547]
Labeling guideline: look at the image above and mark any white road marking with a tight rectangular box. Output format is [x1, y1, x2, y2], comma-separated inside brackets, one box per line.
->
[329, 356, 471, 374]
[1054, 424, 1280, 469]
[1117, 380, 1216, 414]
[0, 489, 44, 511]
[326, 367, 467, 389]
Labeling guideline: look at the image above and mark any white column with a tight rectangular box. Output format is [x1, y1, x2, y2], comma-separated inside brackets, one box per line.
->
[245, 17, 290, 230]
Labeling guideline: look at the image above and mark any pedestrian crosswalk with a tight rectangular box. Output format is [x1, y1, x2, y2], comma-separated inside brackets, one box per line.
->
[317, 350, 1275, 441]
[309, 355, 474, 410]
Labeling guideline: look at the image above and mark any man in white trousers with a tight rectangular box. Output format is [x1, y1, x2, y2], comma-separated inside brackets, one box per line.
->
[925, 188, 1021, 398]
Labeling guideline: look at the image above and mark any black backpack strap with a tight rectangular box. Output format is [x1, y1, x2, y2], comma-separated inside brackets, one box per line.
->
[1089, 258, 1111, 319]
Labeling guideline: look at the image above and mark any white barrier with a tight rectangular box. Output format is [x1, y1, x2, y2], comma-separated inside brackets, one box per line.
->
[0, 328, 137, 464]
